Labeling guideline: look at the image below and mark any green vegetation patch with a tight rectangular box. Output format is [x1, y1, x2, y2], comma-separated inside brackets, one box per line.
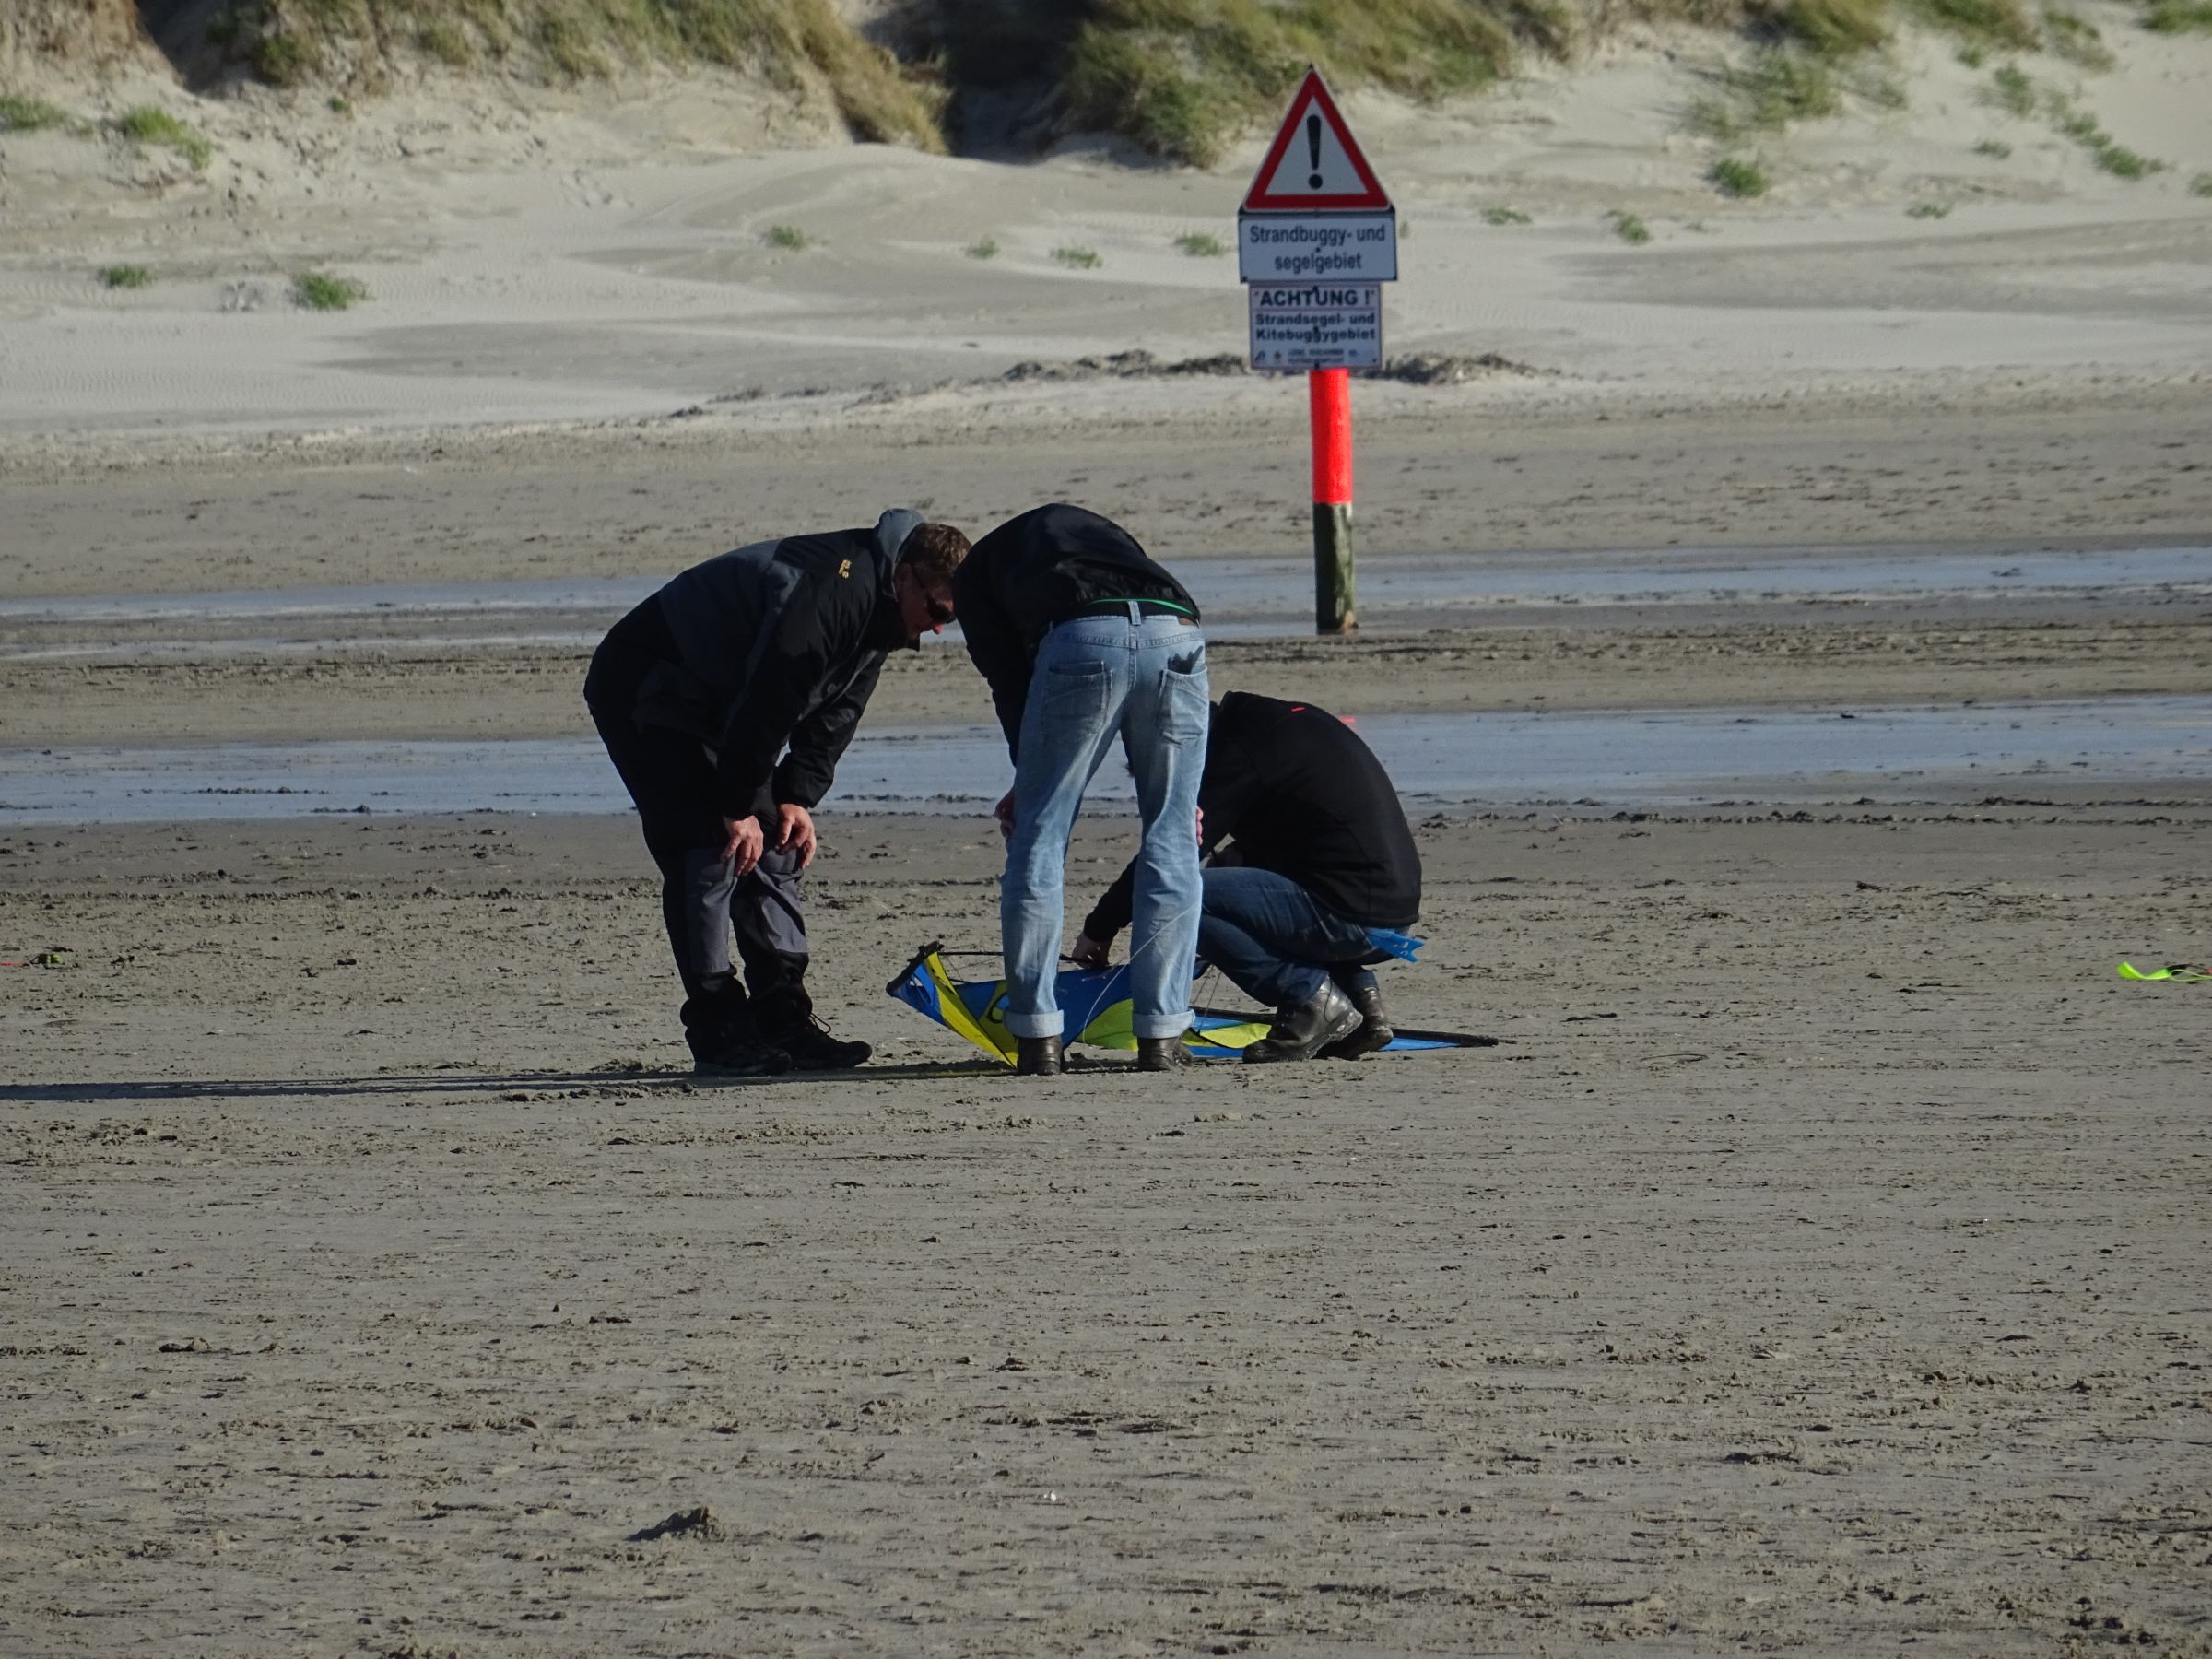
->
[1973, 137, 2012, 156]
[1687, 49, 1841, 140]
[1607, 210, 1652, 245]
[293, 270, 371, 310]
[764, 224, 813, 251]
[1772, 0, 1891, 54]
[100, 265, 157, 288]
[1058, 0, 1512, 167]
[1708, 155, 1770, 195]
[116, 106, 214, 171]
[1051, 244, 1102, 269]
[1, 93, 70, 132]
[1906, 199, 1952, 217]
[1988, 63, 2036, 116]
[2193, 172, 2212, 197]
[1484, 206, 1533, 224]
[198, 0, 944, 151]
[418, 20, 477, 66]
[2044, 89, 2165, 177]
[1910, 0, 2042, 49]
[965, 236, 1000, 260]
[1174, 231, 1228, 256]
[2143, 0, 2212, 29]
[2040, 6, 2113, 66]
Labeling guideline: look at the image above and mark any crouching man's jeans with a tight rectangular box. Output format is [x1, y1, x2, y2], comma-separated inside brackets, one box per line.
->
[1002, 609, 1208, 1039]
[1197, 865, 1387, 1010]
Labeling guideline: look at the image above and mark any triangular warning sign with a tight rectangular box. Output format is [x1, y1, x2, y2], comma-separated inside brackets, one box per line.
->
[1242, 68, 1392, 213]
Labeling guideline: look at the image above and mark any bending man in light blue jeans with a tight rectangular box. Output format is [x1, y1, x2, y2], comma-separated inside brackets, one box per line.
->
[1004, 608, 1208, 1057]
[953, 503, 1210, 1077]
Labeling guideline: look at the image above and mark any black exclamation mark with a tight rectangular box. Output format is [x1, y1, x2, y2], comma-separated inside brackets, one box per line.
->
[1306, 113, 1324, 189]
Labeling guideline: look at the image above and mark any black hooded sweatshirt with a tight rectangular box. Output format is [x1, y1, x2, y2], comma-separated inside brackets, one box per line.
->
[953, 503, 1198, 761]
[1083, 691, 1422, 940]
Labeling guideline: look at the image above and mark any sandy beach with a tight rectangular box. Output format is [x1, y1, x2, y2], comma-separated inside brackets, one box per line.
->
[5, 15, 2212, 1653]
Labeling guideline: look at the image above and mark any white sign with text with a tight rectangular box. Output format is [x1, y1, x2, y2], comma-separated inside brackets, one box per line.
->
[1247, 282, 1384, 372]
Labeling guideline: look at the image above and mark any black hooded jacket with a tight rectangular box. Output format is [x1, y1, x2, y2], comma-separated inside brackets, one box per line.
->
[621, 509, 921, 818]
[1083, 691, 1422, 939]
[953, 503, 1198, 760]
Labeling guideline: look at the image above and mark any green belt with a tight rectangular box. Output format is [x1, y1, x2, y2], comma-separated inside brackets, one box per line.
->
[1074, 597, 1196, 620]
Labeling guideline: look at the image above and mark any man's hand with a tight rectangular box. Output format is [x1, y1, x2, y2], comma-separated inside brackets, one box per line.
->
[994, 789, 1017, 841]
[773, 803, 818, 870]
[1070, 931, 1112, 970]
[720, 814, 766, 876]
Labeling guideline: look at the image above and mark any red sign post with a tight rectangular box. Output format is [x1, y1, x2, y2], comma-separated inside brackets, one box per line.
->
[1310, 367, 1354, 630]
[1238, 69, 1396, 636]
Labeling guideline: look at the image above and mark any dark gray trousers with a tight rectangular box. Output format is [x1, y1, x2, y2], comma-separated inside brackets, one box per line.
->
[587, 637, 812, 1026]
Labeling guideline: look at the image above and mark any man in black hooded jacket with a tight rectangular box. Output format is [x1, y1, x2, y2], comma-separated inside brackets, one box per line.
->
[1074, 691, 1421, 1063]
[586, 510, 968, 1073]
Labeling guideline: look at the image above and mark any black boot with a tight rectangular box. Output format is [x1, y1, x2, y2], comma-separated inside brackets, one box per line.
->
[1322, 982, 1395, 1060]
[682, 981, 790, 1077]
[1136, 1035, 1196, 1072]
[1016, 1034, 1064, 1077]
[1243, 981, 1363, 1065]
[751, 970, 870, 1072]
[759, 1009, 872, 1071]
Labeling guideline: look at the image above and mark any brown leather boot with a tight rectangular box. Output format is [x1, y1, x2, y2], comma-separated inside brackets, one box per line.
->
[1016, 1034, 1064, 1077]
[1136, 1036, 1196, 1072]
[1321, 982, 1394, 1059]
[1243, 982, 1363, 1065]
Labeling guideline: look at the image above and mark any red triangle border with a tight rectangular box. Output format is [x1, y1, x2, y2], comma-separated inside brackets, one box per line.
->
[1241, 68, 1393, 214]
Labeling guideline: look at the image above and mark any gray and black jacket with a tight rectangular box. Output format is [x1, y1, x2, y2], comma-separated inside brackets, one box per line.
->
[634, 508, 921, 818]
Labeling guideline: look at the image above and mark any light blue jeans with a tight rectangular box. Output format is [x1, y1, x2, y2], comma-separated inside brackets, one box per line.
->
[1002, 609, 1209, 1039]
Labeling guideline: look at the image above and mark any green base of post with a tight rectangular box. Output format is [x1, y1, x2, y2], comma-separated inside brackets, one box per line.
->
[1313, 501, 1356, 635]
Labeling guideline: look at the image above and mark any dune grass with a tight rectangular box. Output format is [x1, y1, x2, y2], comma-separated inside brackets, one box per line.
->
[115, 106, 213, 171]
[2194, 173, 2212, 197]
[1708, 155, 1770, 195]
[1, 93, 70, 132]
[1771, 0, 1892, 53]
[1906, 199, 1952, 217]
[202, 0, 944, 150]
[1484, 206, 1533, 224]
[293, 270, 370, 310]
[2043, 89, 2164, 177]
[1059, 0, 1512, 167]
[1686, 49, 1841, 139]
[26, 0, 2147, 172]
[763, 223, 812, 251]
[1912, 0, 2042, 49]
[2039, 6, 2113, 67]
[1174, 232, 1228, 256]
[100, 265, 156, 288]
[1051, 244, 1103, 269]
[2142, 0, 2212, 29]
[1988, 63, 2037, 115]
[1973, 137, 2013, 156]
[965, 236, 1000, 260]
[1607, 210, 1652, 244]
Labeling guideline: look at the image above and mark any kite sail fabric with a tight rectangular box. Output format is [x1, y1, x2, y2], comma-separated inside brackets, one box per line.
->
[2117, 961, 2211, 982]
[886, 942, 1494, 1067]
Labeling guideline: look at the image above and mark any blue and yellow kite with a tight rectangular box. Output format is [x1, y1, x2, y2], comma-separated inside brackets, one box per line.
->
[886, 942, 1494, 1065]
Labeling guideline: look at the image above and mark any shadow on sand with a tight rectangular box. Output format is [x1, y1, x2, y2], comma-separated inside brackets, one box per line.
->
[0, 1059, 1009, 1107]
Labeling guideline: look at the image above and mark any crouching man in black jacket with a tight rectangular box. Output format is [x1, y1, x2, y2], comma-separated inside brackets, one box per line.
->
[1073, 692, 1421, 1064]
[586, 511, 969, 1074]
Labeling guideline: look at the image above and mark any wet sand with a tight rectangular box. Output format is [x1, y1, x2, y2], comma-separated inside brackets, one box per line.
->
[5, 804, 2210, 1655]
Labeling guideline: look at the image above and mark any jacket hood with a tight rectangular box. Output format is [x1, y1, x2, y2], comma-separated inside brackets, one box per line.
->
[875, 507, 924, 564]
